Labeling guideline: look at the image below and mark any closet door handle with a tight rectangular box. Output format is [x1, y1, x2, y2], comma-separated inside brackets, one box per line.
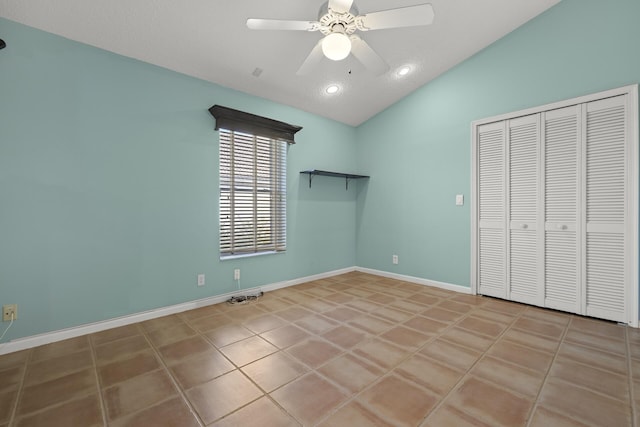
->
[521, 224, 528, 229]
[556, 224, 568, 230]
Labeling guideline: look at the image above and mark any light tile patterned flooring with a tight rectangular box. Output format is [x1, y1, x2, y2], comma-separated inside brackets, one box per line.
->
[1, 272, 639, 426]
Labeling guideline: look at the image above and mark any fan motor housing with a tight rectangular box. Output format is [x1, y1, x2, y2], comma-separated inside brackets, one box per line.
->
[318, 1, 359, 35]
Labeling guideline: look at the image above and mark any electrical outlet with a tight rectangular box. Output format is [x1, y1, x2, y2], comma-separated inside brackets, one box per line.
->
[392, 255, 399, 265]
[234, 269, 240, 280]
[197, 274, 205, 287]
[2, 304, 17, 322]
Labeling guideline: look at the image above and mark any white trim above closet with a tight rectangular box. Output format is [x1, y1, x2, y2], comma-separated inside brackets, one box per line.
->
[471, 85, 639, 326]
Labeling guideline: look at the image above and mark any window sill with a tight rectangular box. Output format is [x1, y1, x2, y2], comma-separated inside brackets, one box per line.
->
[220, 251, 284, 261]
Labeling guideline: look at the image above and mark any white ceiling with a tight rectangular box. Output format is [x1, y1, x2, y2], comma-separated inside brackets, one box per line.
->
[0, 0, 561, 126]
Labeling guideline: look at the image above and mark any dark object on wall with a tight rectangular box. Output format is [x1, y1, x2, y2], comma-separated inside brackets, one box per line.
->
[0, 39, 6, 50]
[209, 105, 302, 144]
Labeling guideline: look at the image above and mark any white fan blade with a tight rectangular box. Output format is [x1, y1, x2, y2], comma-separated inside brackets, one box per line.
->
[297, 40, 324, 75]
[350, 35, 389, 76]
[247, 18, 318, 31]
[358, 4, 434, 31]
[328, 0, 354, 14]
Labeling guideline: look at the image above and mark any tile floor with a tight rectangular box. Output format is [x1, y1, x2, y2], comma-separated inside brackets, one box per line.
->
[1, 271, 639, 426]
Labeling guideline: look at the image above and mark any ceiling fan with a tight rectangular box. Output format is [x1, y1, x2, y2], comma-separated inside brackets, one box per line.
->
[247, 0, 434, 76]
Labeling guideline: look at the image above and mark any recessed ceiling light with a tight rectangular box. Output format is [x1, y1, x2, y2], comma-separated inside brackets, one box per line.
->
[326, 84, 340, 94]
[398, 66, 411, 76]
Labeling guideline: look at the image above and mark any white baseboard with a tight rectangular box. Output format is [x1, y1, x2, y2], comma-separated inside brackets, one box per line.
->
[0, 266, 357, 356]
[260, 266, 356, 293]
[0, 265, 467, 355]
[355, 267, 472, 295]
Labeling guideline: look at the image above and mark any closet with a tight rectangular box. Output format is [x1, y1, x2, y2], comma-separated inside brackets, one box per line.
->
[472, 85, 638, 325]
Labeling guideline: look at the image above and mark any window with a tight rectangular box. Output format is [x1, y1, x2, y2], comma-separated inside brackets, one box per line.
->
[219, 129, 286, 256]
[209, 105, 302, 258]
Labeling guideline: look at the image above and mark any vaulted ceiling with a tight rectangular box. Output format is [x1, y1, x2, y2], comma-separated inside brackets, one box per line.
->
[0, 0, 561, 126]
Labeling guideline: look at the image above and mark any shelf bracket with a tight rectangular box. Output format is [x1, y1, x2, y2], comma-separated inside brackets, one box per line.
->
[308, 173, 350, 189]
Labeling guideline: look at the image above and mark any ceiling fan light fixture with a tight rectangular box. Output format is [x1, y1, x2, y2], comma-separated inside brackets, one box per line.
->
[321, 33, 351, 61]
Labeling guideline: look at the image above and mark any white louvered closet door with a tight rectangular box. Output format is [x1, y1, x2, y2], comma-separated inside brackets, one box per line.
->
[477, 121, 507, 299]
[542, 106, 581, 314]
[583, 95, 628, 322]
[474, 85, 637, 325]
[507, 114, 541, 305]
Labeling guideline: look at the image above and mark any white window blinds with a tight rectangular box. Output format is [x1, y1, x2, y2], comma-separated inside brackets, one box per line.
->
[219, 129, 287, 256]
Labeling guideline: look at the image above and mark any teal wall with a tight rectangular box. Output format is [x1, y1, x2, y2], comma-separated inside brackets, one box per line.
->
[0, 17, 358, 342]
[355, 0, 640, 286]
[3, 0, 640, 343]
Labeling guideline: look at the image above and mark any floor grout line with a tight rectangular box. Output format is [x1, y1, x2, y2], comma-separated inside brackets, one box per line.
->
[419, 300, 529, 427]
[6, 348, 32, 427]
[308, 286, 469, 426]
[627, 327, 637, 427]
[87, 333, 109, 427]
[254, 279, 407, 426]
[187, 305, 304, 426]
[523, 314, 572, 427]
[314, 290, 524, 426]
[220, 303, 307, 423]
[139, 322, 207, 427]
